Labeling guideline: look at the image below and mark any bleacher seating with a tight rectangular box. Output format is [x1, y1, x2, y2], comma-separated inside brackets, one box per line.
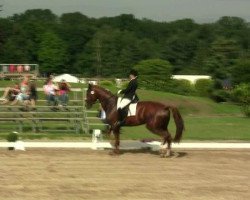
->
[0, 87, 109, 134]
[0, 88, 85, 133]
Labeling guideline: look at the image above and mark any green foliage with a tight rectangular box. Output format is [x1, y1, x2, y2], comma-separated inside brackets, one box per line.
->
[204, 37, 240, 79]
[134, 59, 172, 80]
[6, 132, 19, 142]
[210, 90, 230, 103]
[163, 36, 198, 73]
[38, 31, 68, 73]
[138, 79, 195, 96]
[232, 60, 250, 84]
[195, 79, 213, 97]
[121, 80, 129, 89]
[231, 84, 250, 117]
[171, 79, 195, 96]
[133, 59, 175, 93]
[99, 80, 114, 87]
[242, 106, 250, 117]
[0, 9, 250, 84]
[121, 116, 250, 141]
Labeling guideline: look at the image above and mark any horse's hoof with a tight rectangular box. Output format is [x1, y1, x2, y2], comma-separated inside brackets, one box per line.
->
[109, 150, 120, 156]
[170, 152, 179, 158]
[159, 150, 172, 158]
[163, 154, 171, 158]
[159, 149, 167, 158]
[159, 154, 165, 158]
[165, 150, 171, 158]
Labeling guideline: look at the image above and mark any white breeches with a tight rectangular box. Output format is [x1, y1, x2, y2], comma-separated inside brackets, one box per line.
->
[117, 98, 131, 109]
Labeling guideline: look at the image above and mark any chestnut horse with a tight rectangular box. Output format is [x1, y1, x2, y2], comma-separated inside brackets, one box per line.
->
[85, 84, 184, 157]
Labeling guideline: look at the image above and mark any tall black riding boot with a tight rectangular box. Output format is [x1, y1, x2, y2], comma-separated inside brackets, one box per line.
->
[115, 108, 126, 127]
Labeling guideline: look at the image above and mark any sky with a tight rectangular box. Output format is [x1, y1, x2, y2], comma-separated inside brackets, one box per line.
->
[1, 0, 250, 23]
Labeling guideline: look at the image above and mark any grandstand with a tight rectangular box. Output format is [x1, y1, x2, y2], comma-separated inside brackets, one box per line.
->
[0, 87, 107, 134]
[0, 64, 39, 79]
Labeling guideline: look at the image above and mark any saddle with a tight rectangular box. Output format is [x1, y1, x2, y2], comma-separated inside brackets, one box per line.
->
[117, 97, 138, 117]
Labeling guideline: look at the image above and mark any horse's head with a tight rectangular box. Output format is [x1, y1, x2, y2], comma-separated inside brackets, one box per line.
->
[85, 84, 99, 109]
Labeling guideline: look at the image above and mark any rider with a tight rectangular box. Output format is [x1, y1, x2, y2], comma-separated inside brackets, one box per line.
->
[115, 69, 139, 128]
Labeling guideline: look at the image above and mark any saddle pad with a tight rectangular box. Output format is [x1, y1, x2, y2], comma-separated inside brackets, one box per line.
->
[117, 97, 137, 117]
[128, 103, 137, 116]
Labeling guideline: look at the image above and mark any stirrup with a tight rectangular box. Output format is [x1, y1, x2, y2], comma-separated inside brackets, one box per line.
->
[114, 120, 123, 128]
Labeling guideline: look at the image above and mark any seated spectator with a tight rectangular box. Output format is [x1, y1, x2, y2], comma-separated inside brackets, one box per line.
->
[98, 104, 106, 120]
[29, 81, 38, 108]
[0, 82, 20, 105]
[58, 79, 71, 106]
[43, 77, 58, 107]
[23, 81, 38, 110]
[10, 76, 30, 106]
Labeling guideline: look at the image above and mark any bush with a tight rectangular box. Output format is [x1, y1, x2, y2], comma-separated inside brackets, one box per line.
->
[134, 59, 173, 81]
[231, 84, 250, 117]
[170, 79, 196, 96]
[138, 79, 195, 96]
[231, 84, 250, 103]
[242, 105, 250, 117]
[195, 79, 213, 97]
[232, 60, 250, 84]
[210, 90, 230, 103]
[6, 132, 19, 142]
[121, 80, 129, 89]
[99, 80, 114, 87]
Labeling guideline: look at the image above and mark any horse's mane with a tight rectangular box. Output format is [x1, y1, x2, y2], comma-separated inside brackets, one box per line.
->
[93, 85, 116, 98]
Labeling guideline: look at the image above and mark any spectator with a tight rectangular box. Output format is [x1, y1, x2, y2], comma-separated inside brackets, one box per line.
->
[98, 104, 106, 120]
[0, 82, 20, 105]
[29, 81, 38, 108]
[10, 76, 30, 106]
[23, 81, 38, 110]
[43, 77, 58, 107]
[58, 79, 71, 106]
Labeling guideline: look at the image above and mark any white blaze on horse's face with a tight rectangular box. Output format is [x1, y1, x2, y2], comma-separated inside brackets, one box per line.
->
[90, 91, 95, 95]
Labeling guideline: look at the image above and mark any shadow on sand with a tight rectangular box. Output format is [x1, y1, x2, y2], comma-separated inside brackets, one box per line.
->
[114, 148, 188, 158]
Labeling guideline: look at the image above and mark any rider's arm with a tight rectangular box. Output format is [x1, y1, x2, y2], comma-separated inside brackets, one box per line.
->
[120, 80, 134, 94]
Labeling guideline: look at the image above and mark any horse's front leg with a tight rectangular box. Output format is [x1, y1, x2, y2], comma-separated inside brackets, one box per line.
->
[111, 128, 120, 155]
[104, 125, 112, 136]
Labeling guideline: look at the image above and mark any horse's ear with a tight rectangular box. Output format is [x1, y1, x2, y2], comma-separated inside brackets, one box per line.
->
[88, 84, 92, 89]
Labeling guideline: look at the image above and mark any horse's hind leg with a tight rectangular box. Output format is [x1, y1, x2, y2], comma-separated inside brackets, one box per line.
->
[162, 131, 172, 157]
[109, 127, 120, 155]
[146, 111, 172, 157]
[146, 124, 173, 157]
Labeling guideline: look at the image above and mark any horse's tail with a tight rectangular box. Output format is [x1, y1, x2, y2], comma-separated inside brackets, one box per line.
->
[170, 107, 184, 143]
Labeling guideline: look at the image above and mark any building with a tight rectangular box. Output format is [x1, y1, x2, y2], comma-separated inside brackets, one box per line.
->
[172, 75, 211, 84]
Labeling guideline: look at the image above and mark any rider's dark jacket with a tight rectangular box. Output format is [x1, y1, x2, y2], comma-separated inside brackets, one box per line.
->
[120, 77, 138, 101]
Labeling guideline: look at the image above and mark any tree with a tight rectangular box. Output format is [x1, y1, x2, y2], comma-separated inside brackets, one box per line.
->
[204, 37, 240, 79]
[1, 24, 33, 63]
[38, 31, 68, 73]
[162, 35, 198, 73]
[58, 12, 95, 68]
[11, 9, 57, 24]
[195, 79, 213, 97]
[134, 59, 172, 81]
[232, 60, 250, 84]
[0, 9, 250, 84]
[216, 16, 247, 39]
[231, 84, 250, 117]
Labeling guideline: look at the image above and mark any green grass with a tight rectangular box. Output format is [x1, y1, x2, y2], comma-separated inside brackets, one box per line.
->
[0, 79, 86, 88]
[137, 89, 241, 115]
[0, 132, 90, 141]
[0, 80, 249, 141]
[120, 116, 250, 141]
[182, 116, 250, 140]
[97, 83, 242, 115]
[0, 115, 249, 141]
